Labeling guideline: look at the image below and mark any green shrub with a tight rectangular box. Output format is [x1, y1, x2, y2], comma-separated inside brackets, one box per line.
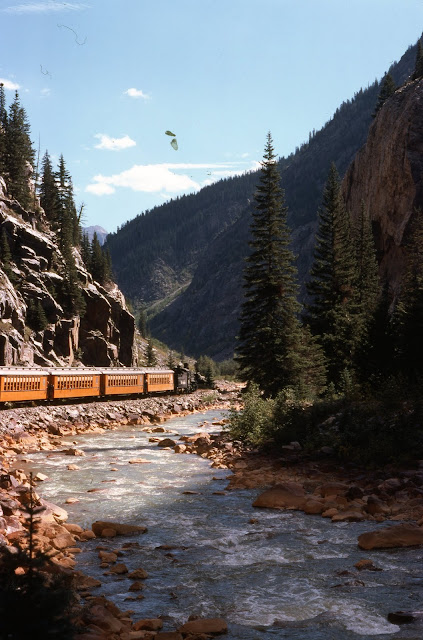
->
[228, 383, 275, 446]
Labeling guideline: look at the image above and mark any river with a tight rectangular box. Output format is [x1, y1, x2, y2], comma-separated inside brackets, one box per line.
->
[23, 410, 423, 639]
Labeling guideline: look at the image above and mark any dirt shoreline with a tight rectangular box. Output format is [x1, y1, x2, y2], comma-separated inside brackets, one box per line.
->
[1, 383, 423, 637]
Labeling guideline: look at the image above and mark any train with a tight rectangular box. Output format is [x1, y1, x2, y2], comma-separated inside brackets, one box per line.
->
[0, 364, 198, 404]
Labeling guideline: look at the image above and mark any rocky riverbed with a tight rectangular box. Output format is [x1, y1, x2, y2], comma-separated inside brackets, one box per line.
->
[1, 383, 423, 638]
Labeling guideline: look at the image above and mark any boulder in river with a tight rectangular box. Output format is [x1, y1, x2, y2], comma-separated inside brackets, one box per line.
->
[387, 611, 423, 624]
[178, 617, 228, 635]
[252, 482, 306, 510]
[358, 524, 423, 550]
[157, 438, 177, 448]
[91, 520, 147, 537]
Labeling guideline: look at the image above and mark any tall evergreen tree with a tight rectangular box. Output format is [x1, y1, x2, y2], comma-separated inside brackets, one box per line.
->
[90, 231, 106, 284]
[361, 281, 396, 383]
[373, 73, 396, 117]
[55, 155, 75, 253]
[306, 163, 358, 382]
[413, 38, 423, 80]
[236, 132, 302, 397]
[5, 91, 34, 208]
[353, 202, 382, 379]
[167, 350, 176, 369]
[0, 83, 7, 175]
[395, 208, 423, 381]
[80, 232, 91, 267]
[0, 227, 13, 281]
[146, 338, 157, 366]
[39, 151, 58, 223]
[138, 309, 148, 338]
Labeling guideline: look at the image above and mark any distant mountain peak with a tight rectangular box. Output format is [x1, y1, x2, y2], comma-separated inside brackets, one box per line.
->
[83, 225, 108, 245]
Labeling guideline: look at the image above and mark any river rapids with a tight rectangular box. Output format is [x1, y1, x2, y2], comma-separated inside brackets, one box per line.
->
[23, 410, 423, 639]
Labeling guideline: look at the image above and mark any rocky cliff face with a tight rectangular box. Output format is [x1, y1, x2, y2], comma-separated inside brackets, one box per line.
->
[0, 177, 135, 367]
[343, 78, 423, 295]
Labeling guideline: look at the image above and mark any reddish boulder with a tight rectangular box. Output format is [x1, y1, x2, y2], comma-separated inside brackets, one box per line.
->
[253, 482, 306, 510]
[178, 618, 228, 635]
[358, 524, 423, 550]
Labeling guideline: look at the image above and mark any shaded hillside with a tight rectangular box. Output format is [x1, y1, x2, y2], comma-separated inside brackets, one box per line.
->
[106, 174, 257, 305]
[107, 43, 417, 359]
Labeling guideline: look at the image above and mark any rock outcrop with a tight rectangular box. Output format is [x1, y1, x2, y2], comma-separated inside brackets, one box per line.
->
[343, 78, 423, 296]
[0, 176, 135, 366]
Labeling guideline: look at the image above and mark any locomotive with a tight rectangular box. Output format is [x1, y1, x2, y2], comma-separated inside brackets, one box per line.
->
[0, 364, 199, 404]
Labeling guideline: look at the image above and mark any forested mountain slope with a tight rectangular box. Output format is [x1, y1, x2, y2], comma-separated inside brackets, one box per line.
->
[107, 42, 417, 360]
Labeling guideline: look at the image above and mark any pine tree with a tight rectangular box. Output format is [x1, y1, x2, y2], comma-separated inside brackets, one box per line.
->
[413, 38, 423, 80]
[167, 350, 175, 369]
[80, 232, 91, 266]
[5, 91, 34, 208]
[306, 163, 358, 383]
[55, 155, 76, 253]
[0, 83, 7, 175]
[352, 202, 382, 380]
[26, 299, 48, 331]
[355, 203, 380, 311]
[205, 364, 215, 389]
[146, 338, 157, 366]
[138, 309, 148, 338]
[236, 133, 303, 397]
[395, 208, 423, 381]
[39, 151, 58, 223]
[104, 246, 113, 281]
[361, 281, 396, 383]
[90, 231, 107, 284]
[373, 73, 396, 116]
[0, 227, 13, 281]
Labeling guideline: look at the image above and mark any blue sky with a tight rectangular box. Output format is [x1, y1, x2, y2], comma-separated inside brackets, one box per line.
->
[0, 0, 422, 231]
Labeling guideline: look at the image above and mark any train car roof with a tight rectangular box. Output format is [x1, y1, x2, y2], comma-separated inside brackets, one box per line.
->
[100, 367, 174, 374]
[45, 367, 103, 375]
[140, 368, 174, 374]
[0, 367, 49, 376]
[0, 366, 174, 375]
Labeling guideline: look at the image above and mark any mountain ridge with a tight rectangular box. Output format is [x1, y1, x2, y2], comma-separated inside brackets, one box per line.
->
[106, 42, 418, 360]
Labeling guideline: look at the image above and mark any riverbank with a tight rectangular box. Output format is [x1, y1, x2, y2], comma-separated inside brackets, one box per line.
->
[177, 422, 423, 527]
[1, 384, 423, 637]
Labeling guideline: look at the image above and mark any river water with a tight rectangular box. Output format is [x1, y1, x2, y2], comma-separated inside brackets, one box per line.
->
[23, 410, 423, 639]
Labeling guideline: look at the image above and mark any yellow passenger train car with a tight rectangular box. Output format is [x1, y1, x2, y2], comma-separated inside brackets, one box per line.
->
[143, 368, 174, 394]
[100, 368, 145, 396]
[0, 368, 49, 402]
[47, 368, 102, 400]
[0, 366, 176, 404]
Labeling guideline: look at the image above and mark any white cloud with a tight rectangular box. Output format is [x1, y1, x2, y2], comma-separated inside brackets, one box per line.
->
[124, 88, 150, 100]
[0, 78, 20, 90]
[85, 161, 260, 197]
[94, 133, 136, 151]
[40, 87, 51, 96]
[3, 2, 88, 13]
[86, 182, 115, 196]
[86, 164, 201, 196]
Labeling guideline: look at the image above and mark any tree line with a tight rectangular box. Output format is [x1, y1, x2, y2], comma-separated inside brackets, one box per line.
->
[234, 118, 423, 462]
[0, 87, 112, 320]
